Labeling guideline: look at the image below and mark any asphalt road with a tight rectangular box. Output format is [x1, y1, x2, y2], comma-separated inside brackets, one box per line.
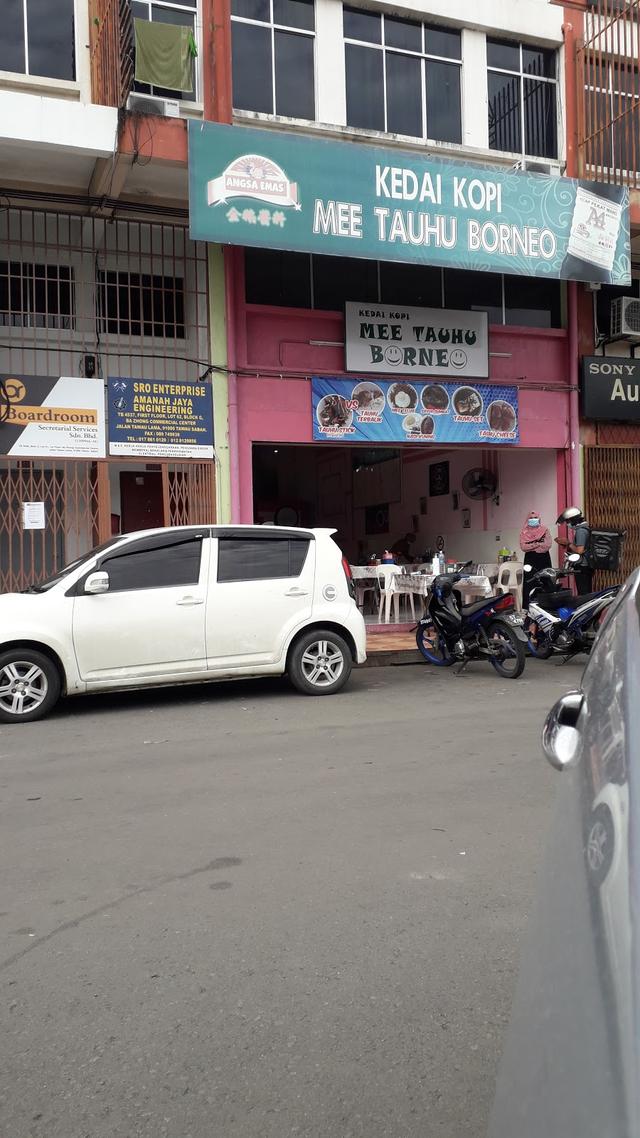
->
[0, 659, 583, 1138]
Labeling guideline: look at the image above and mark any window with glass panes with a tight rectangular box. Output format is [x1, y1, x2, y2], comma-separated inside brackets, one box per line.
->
[487, 39, 558, 159]
[132, 0, 199, 100]
[343, 9, 461, 144]
[244, 249, 563, 329]
[0, 0, 75, 80]
[231, 0, 315, 120]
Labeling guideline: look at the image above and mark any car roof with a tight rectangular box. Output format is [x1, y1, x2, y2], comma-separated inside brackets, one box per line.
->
[112, 524, 335, 542]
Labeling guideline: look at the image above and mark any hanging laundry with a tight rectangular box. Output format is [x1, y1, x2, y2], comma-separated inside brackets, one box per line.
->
[134, 19, 195, 92]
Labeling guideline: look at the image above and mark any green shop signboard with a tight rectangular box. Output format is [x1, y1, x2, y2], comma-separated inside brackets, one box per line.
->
[188, 122, 631, 285]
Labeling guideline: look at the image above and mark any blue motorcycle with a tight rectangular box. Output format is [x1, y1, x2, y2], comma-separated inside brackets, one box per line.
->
[524, 560, 619, 661]
[416, 562, 527, 679]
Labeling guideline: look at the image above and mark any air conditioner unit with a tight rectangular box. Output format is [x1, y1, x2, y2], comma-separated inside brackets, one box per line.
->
[126, 93, 180, 117]
[523, 160, 562, 177]
[611, 296, 640, 340]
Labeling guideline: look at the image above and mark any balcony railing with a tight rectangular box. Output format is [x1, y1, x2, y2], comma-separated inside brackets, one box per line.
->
[89, 0, 134, 109]
[577, 0, 640, 187]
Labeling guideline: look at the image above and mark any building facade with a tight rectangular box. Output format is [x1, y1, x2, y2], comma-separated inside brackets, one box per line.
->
[203, 0, 612, 565]
[0, 0, 636, 592]
[0, 0, 216, 591]
[563, 0, 640, 581]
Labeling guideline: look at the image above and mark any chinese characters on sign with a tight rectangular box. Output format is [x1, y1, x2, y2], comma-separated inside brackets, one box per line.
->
[189, 122, 631, 285]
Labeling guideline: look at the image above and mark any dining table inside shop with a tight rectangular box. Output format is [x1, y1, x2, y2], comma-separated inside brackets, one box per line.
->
[349, 566, 493, 622]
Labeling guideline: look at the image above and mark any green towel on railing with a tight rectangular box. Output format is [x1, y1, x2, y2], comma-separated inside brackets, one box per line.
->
[134, 19, 197, 91]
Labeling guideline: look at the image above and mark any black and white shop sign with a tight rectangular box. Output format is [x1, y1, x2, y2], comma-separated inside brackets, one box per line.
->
[582, 356, 640, 421]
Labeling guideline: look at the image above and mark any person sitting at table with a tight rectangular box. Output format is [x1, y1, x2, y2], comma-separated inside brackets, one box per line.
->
[390, 532, 416, 564]
[519, 508, 552, 607]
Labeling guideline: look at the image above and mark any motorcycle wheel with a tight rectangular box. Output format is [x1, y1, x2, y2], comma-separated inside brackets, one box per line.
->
[416, 621, 455, 667]
[524, 619, 553, 660]
[488, 621, 526, 679]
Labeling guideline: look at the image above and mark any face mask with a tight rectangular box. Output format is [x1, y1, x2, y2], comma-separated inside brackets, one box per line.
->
[528, 517, 540, 527]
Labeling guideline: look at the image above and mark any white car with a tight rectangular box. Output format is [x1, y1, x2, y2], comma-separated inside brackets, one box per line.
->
[0, 525, 367, 724]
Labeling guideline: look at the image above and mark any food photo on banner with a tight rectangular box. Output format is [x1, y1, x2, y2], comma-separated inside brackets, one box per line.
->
[312, 377, 519, 444]
[188, 122, 631, 285]
[108, 377, 214, 458]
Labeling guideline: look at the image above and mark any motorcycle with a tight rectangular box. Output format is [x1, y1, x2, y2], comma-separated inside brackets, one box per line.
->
[416, 561, 527, 679]
[523, 554, 620, 662]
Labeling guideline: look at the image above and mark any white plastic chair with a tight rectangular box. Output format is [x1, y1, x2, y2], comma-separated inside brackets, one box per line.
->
[497, 562, 523, 611]
[478, 563, 499, 586]
[352, 568, 378, 614]
[377, 565, 401, 623]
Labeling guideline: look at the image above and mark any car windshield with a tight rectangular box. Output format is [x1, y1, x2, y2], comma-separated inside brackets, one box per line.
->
[24, 538, 123, 593]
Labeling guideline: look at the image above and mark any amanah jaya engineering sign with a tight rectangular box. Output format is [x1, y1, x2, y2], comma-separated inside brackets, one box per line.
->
[188, 122, 631, 285]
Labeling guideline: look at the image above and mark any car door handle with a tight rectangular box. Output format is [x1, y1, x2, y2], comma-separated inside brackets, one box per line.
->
[285, 588, 309, 597]
[176, 596, 204, 606]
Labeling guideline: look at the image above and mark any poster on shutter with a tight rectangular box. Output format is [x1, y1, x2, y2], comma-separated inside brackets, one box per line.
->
[0, 375, 106, 458]
[108, 377, 214, 457]
[22, 502, 46, 530]
[312, 377, 519, 443]
[345, 303, 488, 377]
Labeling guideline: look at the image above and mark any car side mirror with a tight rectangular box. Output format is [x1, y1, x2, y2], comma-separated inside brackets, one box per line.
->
[84, 570, 110, 595]
[542, 691, 584, 771]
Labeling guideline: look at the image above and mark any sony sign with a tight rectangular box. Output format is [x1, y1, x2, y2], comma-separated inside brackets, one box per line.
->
[582, 356, 640, 421]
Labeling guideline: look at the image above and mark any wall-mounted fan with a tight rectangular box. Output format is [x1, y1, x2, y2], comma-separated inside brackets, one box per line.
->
[462, 467, 498, 501]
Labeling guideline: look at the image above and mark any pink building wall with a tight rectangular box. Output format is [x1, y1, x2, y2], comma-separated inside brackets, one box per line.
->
[234, 300, 572, 523]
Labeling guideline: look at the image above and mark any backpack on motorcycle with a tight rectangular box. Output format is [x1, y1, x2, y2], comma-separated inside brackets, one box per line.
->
[585, 528, 625, 571]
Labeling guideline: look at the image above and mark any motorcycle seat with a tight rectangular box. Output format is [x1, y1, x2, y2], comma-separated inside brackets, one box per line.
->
[460, 595, 503, 617]
[540, 590, 603, 611]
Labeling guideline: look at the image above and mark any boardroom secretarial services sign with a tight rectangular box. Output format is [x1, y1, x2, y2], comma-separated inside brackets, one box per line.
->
[188, 122, 631, 285]
[0, 375, 105, 457]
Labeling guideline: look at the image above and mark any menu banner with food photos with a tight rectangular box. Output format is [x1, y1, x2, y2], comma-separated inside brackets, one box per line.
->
[312, 377, 519, 444]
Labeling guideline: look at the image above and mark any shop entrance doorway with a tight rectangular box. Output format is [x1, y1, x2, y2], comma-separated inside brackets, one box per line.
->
[252, 443, 560, 567]
[585, 445, 640, 583]
[120, 471, 164, 533]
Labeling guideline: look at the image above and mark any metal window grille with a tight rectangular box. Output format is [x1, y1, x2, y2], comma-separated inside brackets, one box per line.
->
[90, 0, 134, 107]
[0, 207, 208, 384]
[96, 268, 186, 338]
[0, 207, 214, 593]
[487, 41, 558, 160]
[578, 0, 640, 187]
[0, 261, 75, 330]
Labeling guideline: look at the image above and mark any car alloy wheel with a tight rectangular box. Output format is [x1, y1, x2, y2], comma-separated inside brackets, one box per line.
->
[300, 639, 345, 688]
[0, 660, 49, 717]
[587, 819, 609, 873]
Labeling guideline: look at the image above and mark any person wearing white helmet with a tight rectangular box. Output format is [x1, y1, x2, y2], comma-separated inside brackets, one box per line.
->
[555, 506, 593, 595]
